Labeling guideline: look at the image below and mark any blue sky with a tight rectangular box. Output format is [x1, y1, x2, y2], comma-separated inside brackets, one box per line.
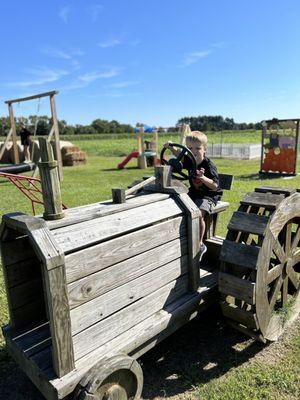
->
[1, 0, 300, 127]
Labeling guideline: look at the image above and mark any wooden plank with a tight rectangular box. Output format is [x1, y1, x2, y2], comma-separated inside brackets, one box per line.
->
[43, 265, 75, 377]
[45, 192, 170, 229]
[220, 301, 258, 330]
[0, 127, 12, 161]
[228, 211, 269, 236]
[12, 300, 46, 330]
[219, 272, 255, 305]
[3, 328, 58, 400]
[49, 94, 63, 181]
[44, 266, 74, 377]
[12, 322, 51, 356]
[241, 192, 285, 209]
[38, 137, 64, 219]
[155, 165, 172, 188]
[68, 237, 187, 309]
[8, 103, 19, 164]
[125, 176, 155, 195]
[5, 90, 59, 104]
[5, 258, 41, 288]
[9, 277, 43, 310]
[220, 240, 260, 270]
[51, 283, 218, 398]
[178, 193, 201, 291]
[111, 188, 126, 204]
[226, 320, 266, 343]
[72, 275, 189, 360]
[210, 201, 230, 215]
[255, 186, 296, 196]
[65, 216, 185, 283]
[53, 198, 183, 253]
[70, 255, 188, 335]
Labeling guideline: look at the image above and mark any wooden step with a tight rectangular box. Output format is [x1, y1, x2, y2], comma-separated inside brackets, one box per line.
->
[218, 272, 255, 305]
[227, 211, 269, 236]
[220, 301, 258, 330]
[220, 240, 259, 270]
[255, 186, 296, 197]
[241, 192, 284, 210]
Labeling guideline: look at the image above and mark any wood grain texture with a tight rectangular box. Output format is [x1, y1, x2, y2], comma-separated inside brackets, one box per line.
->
[68, 237, 187, 308]
[65, 216, 185, 283]
[228, 211, 269, 235]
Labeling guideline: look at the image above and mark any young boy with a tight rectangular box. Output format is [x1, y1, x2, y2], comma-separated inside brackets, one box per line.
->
[164, 131, 221, 260]
[19, 122, 32, 163]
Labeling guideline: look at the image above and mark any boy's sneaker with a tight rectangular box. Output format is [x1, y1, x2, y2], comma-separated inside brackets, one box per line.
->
[199, 243, 207, 262]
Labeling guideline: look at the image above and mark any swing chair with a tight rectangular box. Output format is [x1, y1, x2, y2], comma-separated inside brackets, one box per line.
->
[0, 90, 63, 180]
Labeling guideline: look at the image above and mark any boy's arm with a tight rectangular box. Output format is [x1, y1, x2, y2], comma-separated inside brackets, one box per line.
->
[163, 141, 181, 157]
[194, 169, 218, 191]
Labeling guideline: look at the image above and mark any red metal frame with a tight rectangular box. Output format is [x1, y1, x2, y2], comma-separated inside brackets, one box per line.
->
[0, 172, 67, 215]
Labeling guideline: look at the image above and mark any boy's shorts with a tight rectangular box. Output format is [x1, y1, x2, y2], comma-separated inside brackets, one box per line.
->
[193, 198, 215, 214]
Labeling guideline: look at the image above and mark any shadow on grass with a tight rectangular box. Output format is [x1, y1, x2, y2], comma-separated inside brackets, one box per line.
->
[237, 173, 281, 181]
[102, 166, 140, 171]
[0, 306, 266, 400]
[141, 305, 265, 399]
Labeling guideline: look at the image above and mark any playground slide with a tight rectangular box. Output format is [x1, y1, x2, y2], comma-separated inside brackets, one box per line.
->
[0, 162, 35, 174]
[117, 151, 139, 169]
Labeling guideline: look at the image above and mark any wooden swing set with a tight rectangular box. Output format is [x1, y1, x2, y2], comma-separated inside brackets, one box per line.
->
[0, 90, 63, 180]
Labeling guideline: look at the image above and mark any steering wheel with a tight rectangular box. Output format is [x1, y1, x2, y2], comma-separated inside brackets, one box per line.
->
[160, 143, 197, 181]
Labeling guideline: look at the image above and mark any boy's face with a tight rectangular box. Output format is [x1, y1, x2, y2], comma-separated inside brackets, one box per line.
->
[186, 139, 206, 164]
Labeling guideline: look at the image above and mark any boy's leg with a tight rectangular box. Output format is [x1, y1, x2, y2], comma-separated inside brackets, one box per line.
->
[199, 209, 207, 260]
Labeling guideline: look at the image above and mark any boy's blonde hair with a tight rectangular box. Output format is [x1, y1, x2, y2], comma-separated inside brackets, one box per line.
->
[185, 131, 208, 149]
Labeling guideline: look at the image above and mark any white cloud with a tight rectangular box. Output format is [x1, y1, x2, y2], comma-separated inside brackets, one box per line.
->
[59, 6, 70, 24]
[6, 67, 69, 88]
[62, 68, 121, 91]
[89, 4, 103, 22]
[79, 68, 120, 83]
[107, 81, 139, 89]
[42, 47, 84, 60]
[98, 39, 121, 48]
[182, 50, 211, 66]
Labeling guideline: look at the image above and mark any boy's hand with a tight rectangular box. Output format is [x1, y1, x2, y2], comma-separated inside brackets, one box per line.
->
[163, 141, 173, 149]
[192, 168, 205, 188]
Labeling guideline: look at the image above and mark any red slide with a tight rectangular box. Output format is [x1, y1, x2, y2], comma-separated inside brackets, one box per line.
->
[117, 151, 139, 169]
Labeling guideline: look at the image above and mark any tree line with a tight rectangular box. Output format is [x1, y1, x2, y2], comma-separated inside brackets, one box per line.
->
[0, 114, 262, 136]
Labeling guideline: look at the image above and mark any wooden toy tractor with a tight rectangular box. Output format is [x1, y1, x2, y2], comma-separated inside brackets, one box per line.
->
[1, 140, 299, 400]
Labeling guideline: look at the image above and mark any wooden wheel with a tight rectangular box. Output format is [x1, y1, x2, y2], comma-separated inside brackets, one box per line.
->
[74, 355, 143, 400]
[219, 187, 300, 342]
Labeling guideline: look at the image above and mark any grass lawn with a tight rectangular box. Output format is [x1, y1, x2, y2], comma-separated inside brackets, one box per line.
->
[0, 137, 299, 399]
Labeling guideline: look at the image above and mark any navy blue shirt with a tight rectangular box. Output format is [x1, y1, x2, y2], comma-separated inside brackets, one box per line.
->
[183, 156, 222, 204]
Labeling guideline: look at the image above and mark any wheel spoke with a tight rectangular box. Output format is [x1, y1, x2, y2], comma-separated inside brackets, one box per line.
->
[291, 226, 300, 253]
[273, 240, 286, 263]
[291, 249, 300, 266]
[177, 149, 187, 161]
[267, 263, 283, 285]
[287, 265, 299, 290]
[176, 170, 189, 180]
[269, 276, 284, 310]
[282, 277, 288, 306]
[285, 222, 292, 256]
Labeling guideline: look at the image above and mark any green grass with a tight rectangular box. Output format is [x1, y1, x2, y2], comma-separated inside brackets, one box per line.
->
[0, 136, 299, 398]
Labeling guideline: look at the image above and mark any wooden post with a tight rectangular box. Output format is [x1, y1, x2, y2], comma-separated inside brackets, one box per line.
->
[0, 128, 13, 161]
[137, 126, 147, 169]
[7, 103, 19, 164]
[49, 93, 63, 181]
[155, 165, 172, 189]
[38, 137, 64, 220]
[112, 188, 126, 204]
[294, 120, 299, 174]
